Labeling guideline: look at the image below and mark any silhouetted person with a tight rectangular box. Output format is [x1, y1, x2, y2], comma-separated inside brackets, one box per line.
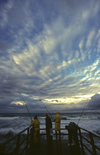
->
[45, 113, 52, 150]
[66, 122, 80, 155]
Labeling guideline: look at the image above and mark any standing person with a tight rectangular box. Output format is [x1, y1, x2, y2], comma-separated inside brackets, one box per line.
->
[30, 115, 40, 144]
[53, 111, 61, 140]
[45, 113, 52, 148]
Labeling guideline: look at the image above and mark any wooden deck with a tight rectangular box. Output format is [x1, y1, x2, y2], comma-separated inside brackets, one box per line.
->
[29, 138, 82, 155]
[1, 124, 100, 155]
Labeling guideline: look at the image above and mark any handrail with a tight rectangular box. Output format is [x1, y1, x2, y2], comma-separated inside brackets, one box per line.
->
[79, 126, 100, 138]
[78, 126, 100, 155]
[0, 126, 32, 154]
[0, 125, 31, 148]
[0, 123, 100, 155]
[0, 124, 68, 154]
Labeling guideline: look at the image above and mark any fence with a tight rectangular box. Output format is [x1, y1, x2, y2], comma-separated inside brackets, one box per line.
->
[0, 126, 31, 155]
[0, 123, 100, 155]
[78, 126, 100, 155]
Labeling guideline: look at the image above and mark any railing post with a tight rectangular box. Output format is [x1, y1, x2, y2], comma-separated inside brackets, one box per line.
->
[15, 134, 20, 155]
[29, 126, 34, 154]
[79, 128, 84, 155]
[89, 132, 97, 155]
[0, 145, 5, 154]
[26, 128, 29, 155]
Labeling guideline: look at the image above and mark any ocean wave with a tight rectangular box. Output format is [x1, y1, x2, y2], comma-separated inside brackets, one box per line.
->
[0, 116, 20, 120]
[97, 117, 100, 120]
[61, 116, 67, 120]
[0, 128, 17, 135]
[38, 116, 45, 119]
[66, 116, 99, 120]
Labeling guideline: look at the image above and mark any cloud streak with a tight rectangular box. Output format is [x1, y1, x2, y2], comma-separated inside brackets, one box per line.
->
[0, 0, 100, 112]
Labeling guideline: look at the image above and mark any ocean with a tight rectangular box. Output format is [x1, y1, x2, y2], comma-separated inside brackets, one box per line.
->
[0, 112, 100, 154]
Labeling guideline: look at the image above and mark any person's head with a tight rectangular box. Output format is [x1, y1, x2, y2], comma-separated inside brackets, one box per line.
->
[45, 113, 48, 117]
[57, 111, 60, 114]
[34, 115, 37, 119]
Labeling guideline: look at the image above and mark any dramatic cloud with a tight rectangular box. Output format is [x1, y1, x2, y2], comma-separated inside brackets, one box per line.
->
[0, 0, 100, 113]
[87, 94, 100, 109]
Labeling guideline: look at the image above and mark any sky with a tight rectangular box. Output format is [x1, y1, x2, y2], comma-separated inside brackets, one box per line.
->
[0, 0, 100, 113]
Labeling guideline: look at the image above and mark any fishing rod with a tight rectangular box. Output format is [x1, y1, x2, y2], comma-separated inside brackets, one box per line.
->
[12, 58, 32, 121]
[21, 94, 32, 121]
[29, 94, 53, 120]
[42, 102, 53, 120]
[13, 58, 52, 121]
[77, 103, 87, 125]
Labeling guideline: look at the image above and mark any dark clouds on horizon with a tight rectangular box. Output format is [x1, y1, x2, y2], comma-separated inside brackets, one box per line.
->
[0, 0, 100, 113]
[0, 93, 100, 113]
[87, 94, 100, 110]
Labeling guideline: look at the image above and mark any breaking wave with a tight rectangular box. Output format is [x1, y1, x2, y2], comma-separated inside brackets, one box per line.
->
[0, 116, 20, 120]
[0, 113, 100, 143]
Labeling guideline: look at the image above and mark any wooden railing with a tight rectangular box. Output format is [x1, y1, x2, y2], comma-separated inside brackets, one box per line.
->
[78, 126, 100, 155]
[0, 123, 100, 155]
[0, 124, 68, 155]
[0, 126, 32, 155]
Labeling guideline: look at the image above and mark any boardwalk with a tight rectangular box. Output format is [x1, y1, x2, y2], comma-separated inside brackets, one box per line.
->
[29, 138, 81, 155]
[0, 124, 100, 155]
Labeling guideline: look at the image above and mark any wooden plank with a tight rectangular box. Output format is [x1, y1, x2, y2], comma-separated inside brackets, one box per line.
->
[28, 138, 85, 155]
[79, 127, 100, 138]
[15, 134, 20, 155]
[89, 133, 97, 155]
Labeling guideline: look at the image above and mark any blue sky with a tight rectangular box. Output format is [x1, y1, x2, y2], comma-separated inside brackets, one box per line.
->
[0, 0, 100, 113]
